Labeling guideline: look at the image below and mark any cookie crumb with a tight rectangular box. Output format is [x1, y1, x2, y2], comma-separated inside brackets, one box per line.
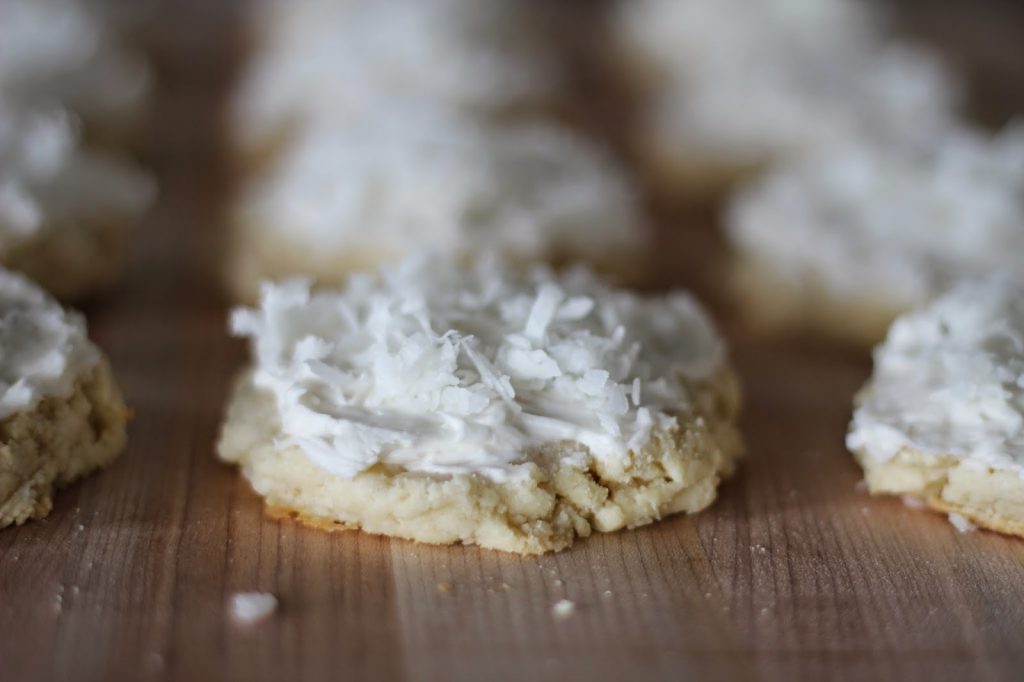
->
[552, 599, 575, 619]
[948, 513, 977, 534]
[436, 582, 452, 592]
[901, 495, 926, 510]
[230, 592, 278, 625]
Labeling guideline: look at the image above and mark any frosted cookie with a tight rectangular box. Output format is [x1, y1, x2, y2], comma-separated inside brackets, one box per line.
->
[0, 105, 156, 300]
[233, 0, 556, 166]
[218, 256, 742, 554]
[0, 269, 128, 528]
[612, 0, 960, 196]
[0, 0, 152, 148]
[848, 278, 1024, 538]
[227, 108, 647, 302]
[726, 125, 1024, 345]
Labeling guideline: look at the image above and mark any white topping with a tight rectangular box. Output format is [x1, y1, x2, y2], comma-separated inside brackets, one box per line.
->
[948, 513, 978, 534]
[848, 278, 1024, 479]
[0, 0, 150, 127]
[0, 269, 100, 419]
[229, 592, 278, 625]
[616, 0, 959, 166]
[232, 256, 725, 481]
[237, 107, 643, 267]
[727, 126, 1024, 310]
[234, 0, 552, 151]
[0, 105, 155, 246]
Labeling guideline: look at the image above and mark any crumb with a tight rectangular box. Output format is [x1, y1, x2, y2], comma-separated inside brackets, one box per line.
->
[436, 582, 452, 592]
[602, 590, 613, 599]
[230, 592, 278, 625]
[552, 599, 575, 619]
[948, 513, 977, 534]
[901, 495, 926, 510]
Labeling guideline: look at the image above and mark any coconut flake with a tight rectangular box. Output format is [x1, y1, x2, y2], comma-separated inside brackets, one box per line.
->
[230, 592, 278, 626]
[948, 513, 978, 534]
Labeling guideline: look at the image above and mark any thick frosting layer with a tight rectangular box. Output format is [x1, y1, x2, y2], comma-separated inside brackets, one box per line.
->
[234, 0, 552, 150]
[848, 278, 1024, 478]
[0, 268, 100, 419]
[0, 0, 150, 127]
[617, 0, 959, 164]
[238, 107, 643, 265]
[727, 125, 1024, 310]
[232, 256, 725, 480]
[0, 105, 156, 244]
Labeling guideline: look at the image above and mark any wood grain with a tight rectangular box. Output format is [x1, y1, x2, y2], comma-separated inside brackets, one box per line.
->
[2, 1, 1024, 680]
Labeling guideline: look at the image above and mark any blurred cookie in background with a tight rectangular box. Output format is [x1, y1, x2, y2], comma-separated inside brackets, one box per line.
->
[226, 106, 650, 302]
[611, 0, 961, 200]
[725, 124, 1024, 345]
[0, 105, 155, 301]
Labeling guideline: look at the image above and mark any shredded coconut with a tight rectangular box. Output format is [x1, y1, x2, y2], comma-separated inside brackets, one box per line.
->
[229, 592, 278, 625]
[848, 278, 1024, 479]
[237, 106, 643, 267]
[232, 256, 725, 481]
[616, 0, 959, 166]
[728, 125, 1024, 311]
[0, 268, 100, 419]
[948, 513, 978, 534]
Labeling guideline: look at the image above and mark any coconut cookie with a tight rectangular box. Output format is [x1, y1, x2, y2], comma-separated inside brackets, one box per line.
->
[726, 125, 1024, 345]
[0, 269, 129, 528]
[227, 108, 648, 303]
[848, 278, 1024, 538]
[219, 256, 742, 554]
[612, 0, 960, 196]
[0, 105, 156, 301]
[233, 0, 556, 167]
[0, 0, 152, 148]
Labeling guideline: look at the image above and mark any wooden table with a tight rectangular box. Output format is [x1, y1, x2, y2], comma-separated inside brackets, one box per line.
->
[2, 2, 1023, 680]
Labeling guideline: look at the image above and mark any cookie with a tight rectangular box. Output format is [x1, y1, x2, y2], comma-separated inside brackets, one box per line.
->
[0, 105, 156, 301]
[233, 0, 557, 168]
[218, 256, 742, 554]
[847, 278, 1024, 537]
[612, 0, 959, 198]
[226, 108, 649, 303]
[726, 125, 1024, 344]
[0, 0, 152, 149]
[0, 269, 129, 528]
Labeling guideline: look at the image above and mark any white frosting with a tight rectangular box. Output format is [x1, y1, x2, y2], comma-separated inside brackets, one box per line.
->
[0, 105, 156, 245]
[238, 107, 643, 265]
[617, 0, 960, 165]
[848, 278, 1024, 479]
[234, 0, 552, 150]
[0, 268, 100, 419]
[0, 0, 150, 127]
[232, 256, 725, 481]
[727, 125, 1024, 310]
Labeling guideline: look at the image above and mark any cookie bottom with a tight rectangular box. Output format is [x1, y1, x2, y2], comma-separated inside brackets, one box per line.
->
[225, 226, 652, 305]
[218, 373, 742, 554]
[728, 254, 903, 347]
[854, 447, 1024, 538]
[5, 222, 129, 302]
[0, 360, 129, 528]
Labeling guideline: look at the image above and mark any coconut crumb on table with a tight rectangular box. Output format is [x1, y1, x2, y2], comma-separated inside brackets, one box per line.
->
[230, 592, 278, 625]
[948, 513, 978, 534]
[552, 599, 575, 620]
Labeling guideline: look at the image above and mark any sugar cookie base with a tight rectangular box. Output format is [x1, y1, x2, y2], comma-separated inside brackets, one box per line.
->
[218, 371, 742, 554]
[853, 446, 1024, 539]
[0, 360, 129, 528]
[728, 254, 902, 347]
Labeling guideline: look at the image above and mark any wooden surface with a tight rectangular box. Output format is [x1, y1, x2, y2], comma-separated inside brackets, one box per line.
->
[2, 2, 1024, 681]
